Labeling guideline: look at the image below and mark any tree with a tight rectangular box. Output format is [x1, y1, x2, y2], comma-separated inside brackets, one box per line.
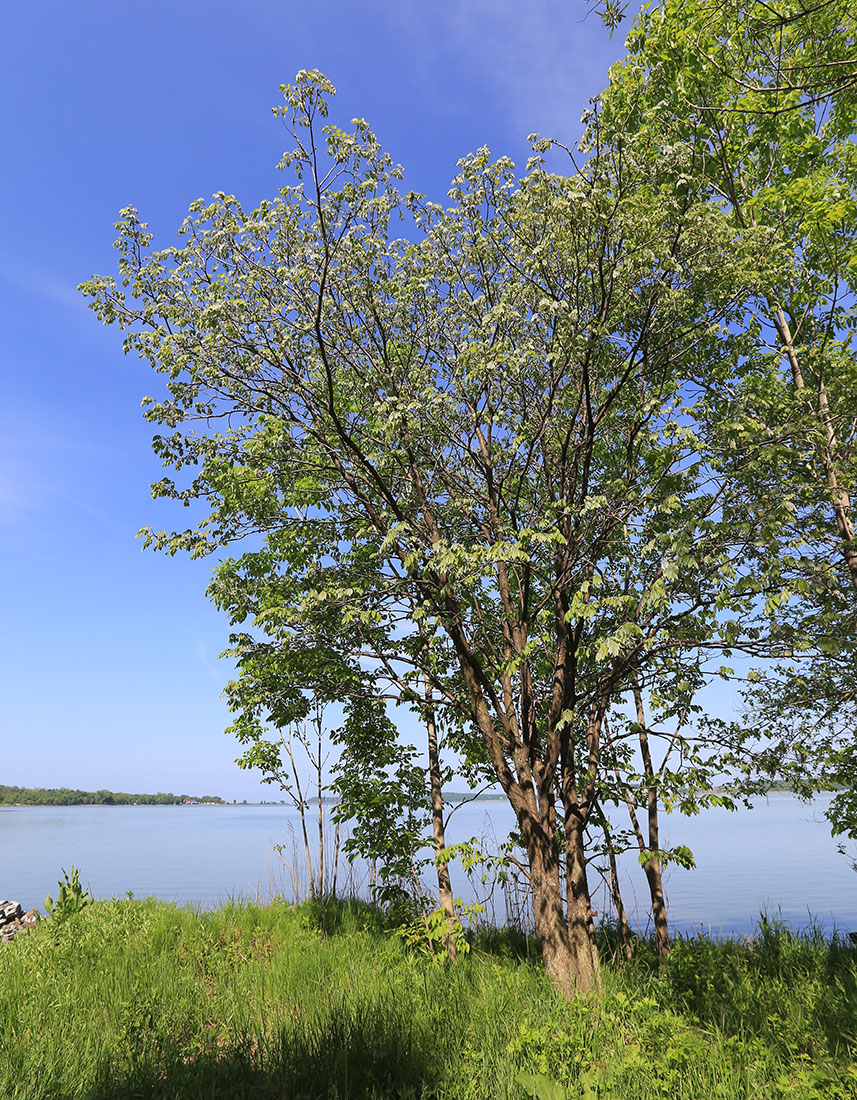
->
[600, 0, 857, 838]
[212, 516, 464, 954]
[83, 70, 802, 995]
[604, 0, 857, 587]
[232, 696, 342, 900]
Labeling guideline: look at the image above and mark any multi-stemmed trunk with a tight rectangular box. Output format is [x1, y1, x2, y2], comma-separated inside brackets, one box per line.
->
[517, 808, 600, 997]
[564, 811, 602, 990]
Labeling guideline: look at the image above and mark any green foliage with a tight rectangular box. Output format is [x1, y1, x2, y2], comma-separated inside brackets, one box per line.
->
[590, 0, 629, 37]
[1, 899, 856, 1099]
[80, 3, 857, 986]
[516, 1070, 570, 1100]
[393, 900, 478, 961]
[331, 696, 431, 904]
[600, 0, 857, 841]
[0, 785, 224, 806]
[44, 867, 93, 926]
[660, 919, 857, 1059]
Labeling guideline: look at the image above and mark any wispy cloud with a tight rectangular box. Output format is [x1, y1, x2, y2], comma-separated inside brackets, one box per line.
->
[0, 253, 87, 311]
[0, 422, 120, 534]
[446, 0, 614, 137]
[0, 449, 37, 530]
[195, 640, 220, 679]
[376, 0, 630, 146]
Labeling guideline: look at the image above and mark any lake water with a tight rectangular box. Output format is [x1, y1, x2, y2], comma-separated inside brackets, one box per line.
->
[2, 793, 854, 937]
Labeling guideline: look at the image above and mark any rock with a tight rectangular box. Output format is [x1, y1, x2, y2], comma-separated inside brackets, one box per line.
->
[0, 901, 23, 926]
[0, 905, 39, 942]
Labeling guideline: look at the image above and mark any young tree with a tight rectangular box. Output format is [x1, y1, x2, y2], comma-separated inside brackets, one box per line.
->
[233, 699, 341, 900]
[211, 509, 465, 953]
[82, 71, 793, 995]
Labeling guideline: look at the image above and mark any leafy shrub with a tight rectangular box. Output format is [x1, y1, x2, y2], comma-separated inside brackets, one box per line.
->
[44, 866, 93, 927]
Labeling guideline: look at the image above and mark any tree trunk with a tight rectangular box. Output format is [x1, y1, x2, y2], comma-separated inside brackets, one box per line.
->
[564, 813, 602, 992]
[598, 810, 634, 959]
[283, 730, 316, 900]
[332, 817, 340, 898]
[631, 686, 671, 957]
[522, 819, 579, 997]
[451, 641, 601, 995]
[425, 674, 457, 961]
[772, 304, 857, 595]
[642, 857, 670, 956]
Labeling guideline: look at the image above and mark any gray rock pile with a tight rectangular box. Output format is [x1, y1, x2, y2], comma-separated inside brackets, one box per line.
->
[0, 900, 39, 942]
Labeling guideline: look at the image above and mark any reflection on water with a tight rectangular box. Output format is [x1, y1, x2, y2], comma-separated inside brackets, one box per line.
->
[1, 793, 854, 936]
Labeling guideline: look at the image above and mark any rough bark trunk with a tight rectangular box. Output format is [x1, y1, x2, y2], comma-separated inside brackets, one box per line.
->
[523, 820, 579, 998]
[564, 813, 602, 992]
[642, 857, 670, 955]
[449, 628, 602, 995]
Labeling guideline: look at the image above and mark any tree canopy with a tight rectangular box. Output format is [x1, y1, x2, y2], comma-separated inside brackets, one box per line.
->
[82, 1, 857, 995]
[600, 0, 857, 837]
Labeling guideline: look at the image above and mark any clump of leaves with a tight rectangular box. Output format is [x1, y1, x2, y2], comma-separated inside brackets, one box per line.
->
[44, 866, 93, 925]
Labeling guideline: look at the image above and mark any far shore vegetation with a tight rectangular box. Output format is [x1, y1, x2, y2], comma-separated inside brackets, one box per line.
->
[1, 783, 831, 810]
[0, 785, 225, 807]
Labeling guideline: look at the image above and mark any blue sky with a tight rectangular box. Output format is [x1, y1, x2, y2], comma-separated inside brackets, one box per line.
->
[0, 1, 650, 800]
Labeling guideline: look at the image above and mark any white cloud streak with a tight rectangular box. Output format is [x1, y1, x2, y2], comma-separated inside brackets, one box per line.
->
[0, 253, 87, 311]
[375, 0, 633, 145]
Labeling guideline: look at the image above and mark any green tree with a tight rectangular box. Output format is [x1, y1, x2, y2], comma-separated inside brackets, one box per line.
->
[212, 516, 463, 951]
[231, 695, 341, 900]
[600, 0, 857, 839]
[83, 71, 805, 995]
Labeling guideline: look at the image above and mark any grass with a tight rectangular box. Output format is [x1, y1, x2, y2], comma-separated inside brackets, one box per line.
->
[1, 896, 856, 1099]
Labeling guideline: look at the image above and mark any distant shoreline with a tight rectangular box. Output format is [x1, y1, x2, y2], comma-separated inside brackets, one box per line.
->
[0, 785, 224, 808]
[3, 786, 835, 809]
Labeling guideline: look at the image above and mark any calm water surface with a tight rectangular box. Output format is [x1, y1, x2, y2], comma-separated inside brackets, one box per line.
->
[2, 793, 854, 936]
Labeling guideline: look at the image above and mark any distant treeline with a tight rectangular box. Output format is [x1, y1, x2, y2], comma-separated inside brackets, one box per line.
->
[0, 786, 224, 806]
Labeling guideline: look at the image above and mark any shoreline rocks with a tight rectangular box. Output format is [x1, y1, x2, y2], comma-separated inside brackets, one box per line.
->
[0, 900, 39, 942]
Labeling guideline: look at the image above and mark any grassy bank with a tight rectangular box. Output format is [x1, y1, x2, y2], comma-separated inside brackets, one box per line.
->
[1, 897, 856, 1099]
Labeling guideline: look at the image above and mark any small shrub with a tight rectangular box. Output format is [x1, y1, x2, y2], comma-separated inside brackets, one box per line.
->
[44, 866, 93, 927]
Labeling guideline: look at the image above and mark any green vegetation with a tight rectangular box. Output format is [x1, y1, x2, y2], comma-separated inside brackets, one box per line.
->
[1, 895, 856, 1099]
[0, 785, 224, 806]
[81, 0, 857, 994]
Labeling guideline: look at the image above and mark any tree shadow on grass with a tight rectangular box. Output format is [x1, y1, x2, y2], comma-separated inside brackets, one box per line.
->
[470, 922, 541, 963]
[297, 895, 390, 938]
[82, 1004, 438, 1100]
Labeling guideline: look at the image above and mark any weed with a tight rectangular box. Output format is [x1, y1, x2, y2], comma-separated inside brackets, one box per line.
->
[43, 866, 93, 926]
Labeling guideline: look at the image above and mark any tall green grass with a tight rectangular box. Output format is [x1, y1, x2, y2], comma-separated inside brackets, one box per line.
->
[1, 897, 855, 1098]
